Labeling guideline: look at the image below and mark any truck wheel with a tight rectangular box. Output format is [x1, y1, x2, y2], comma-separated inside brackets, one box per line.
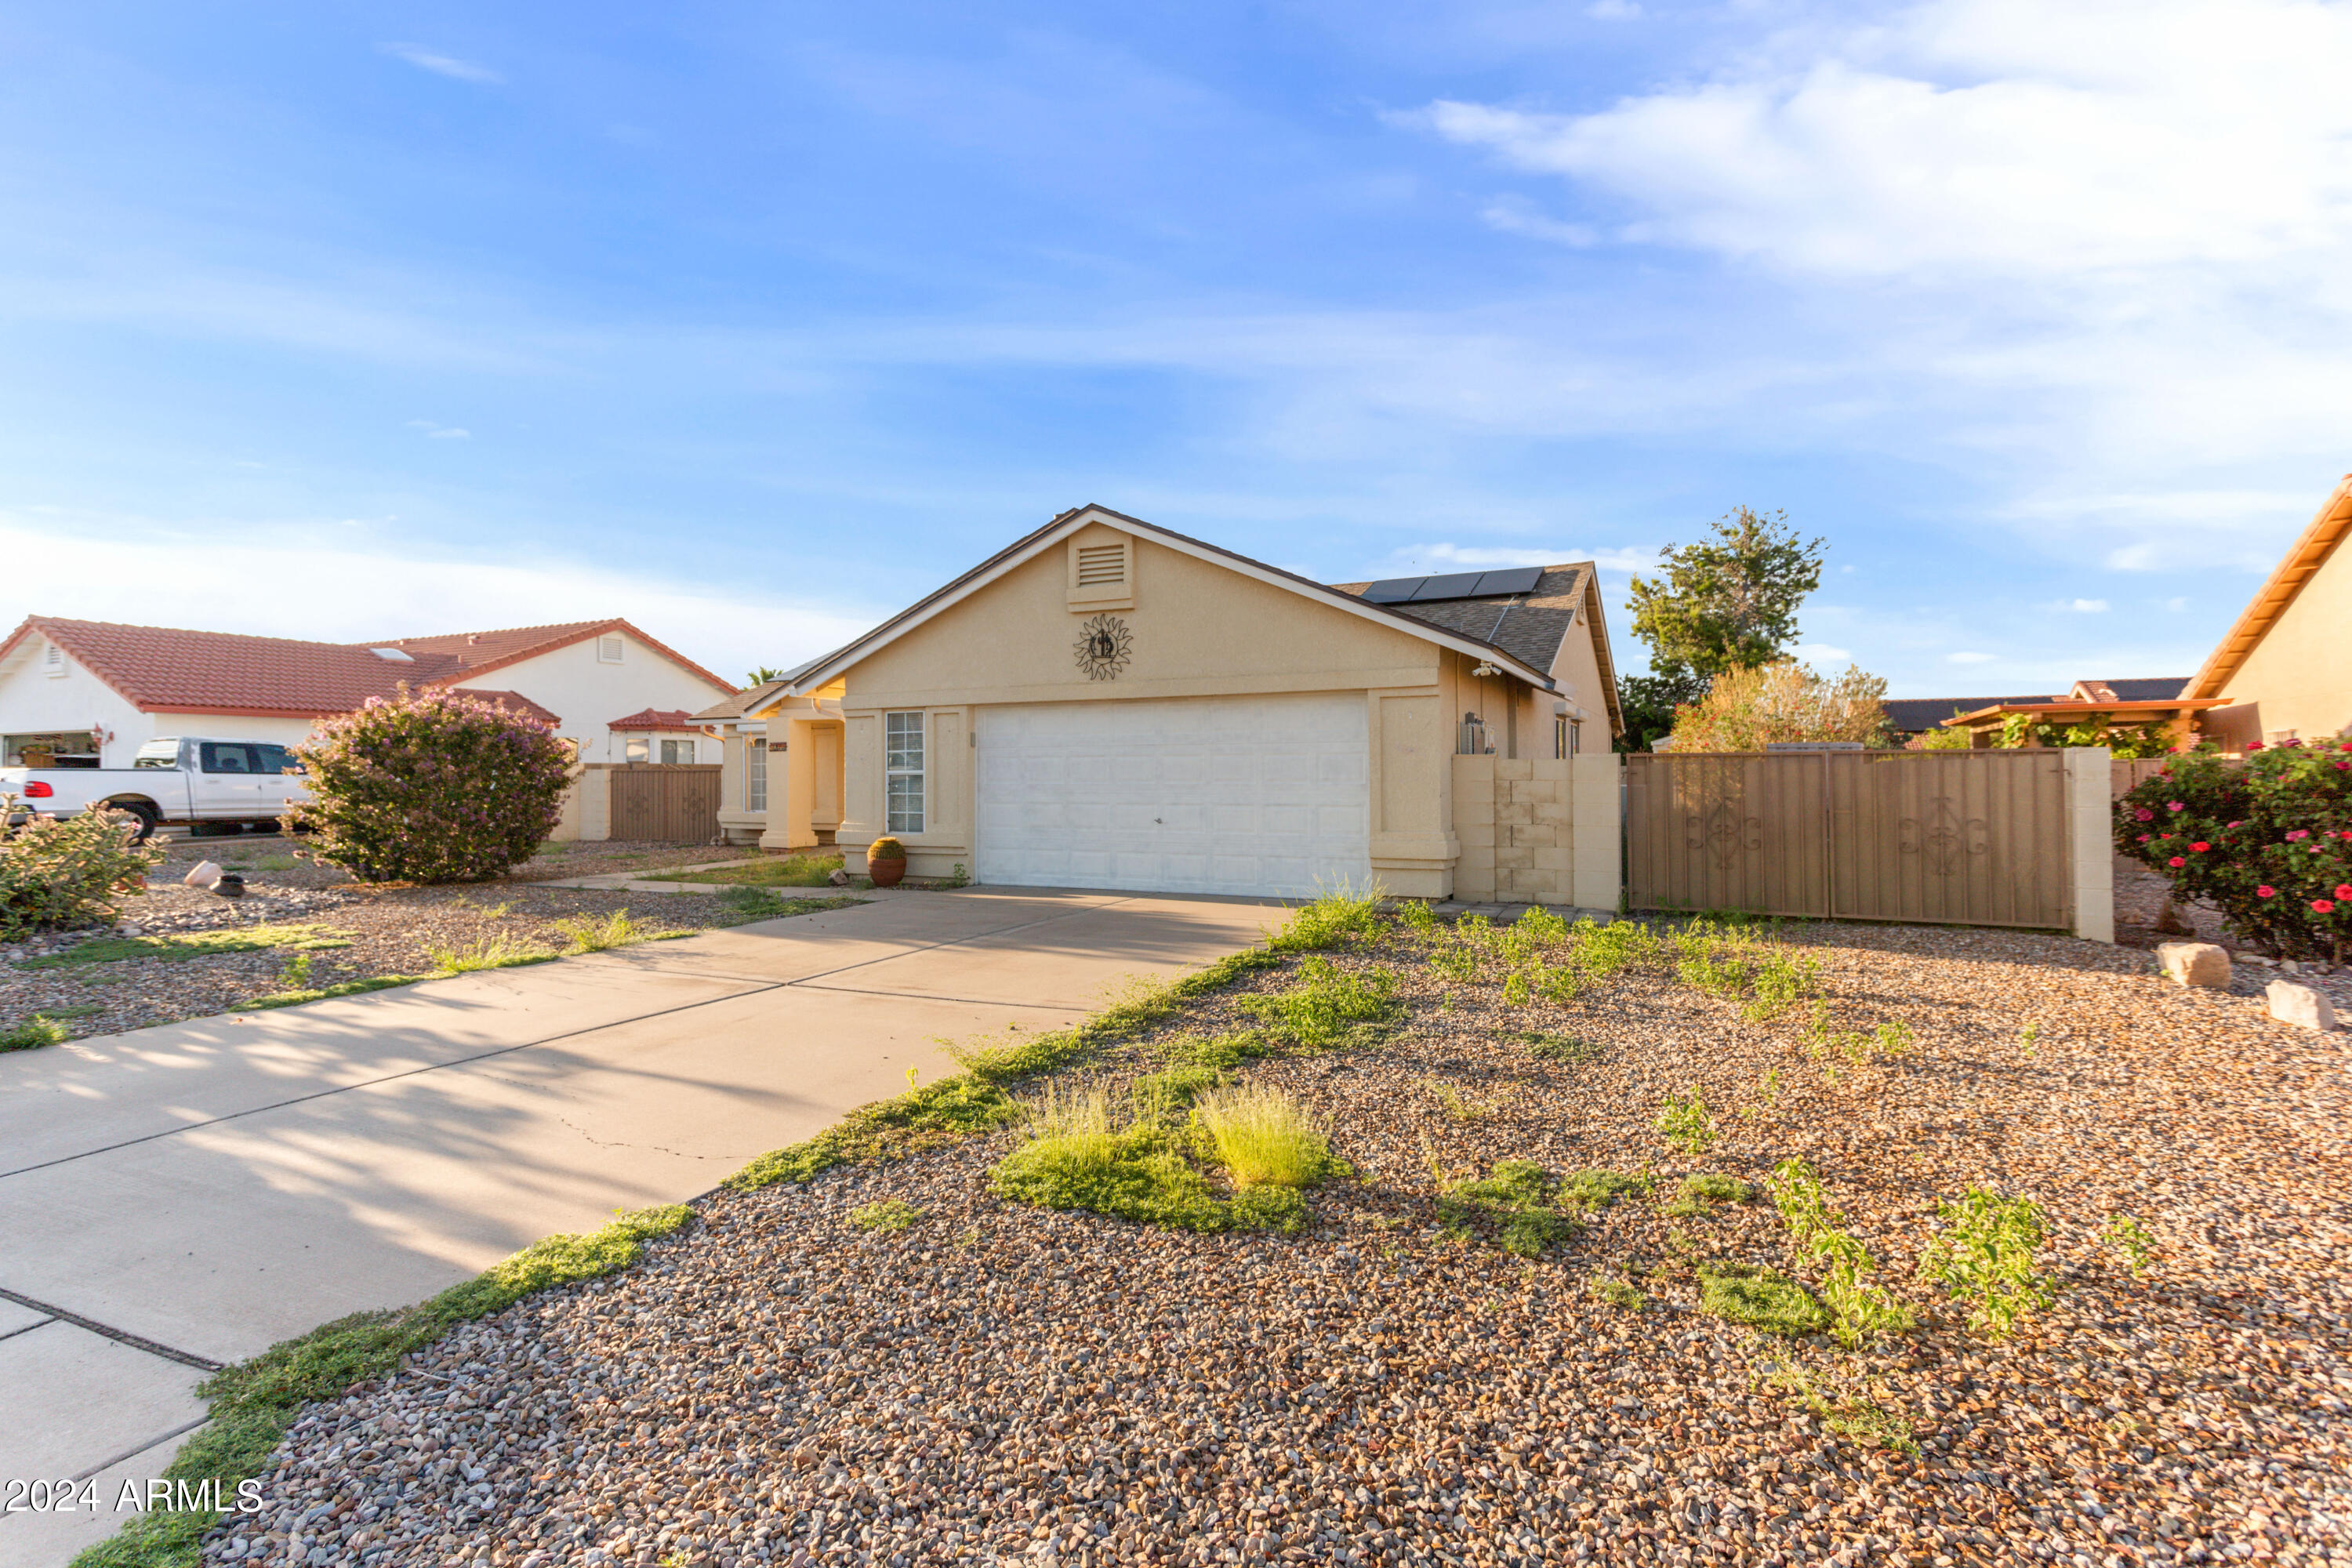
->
[103, 800, 159, 843]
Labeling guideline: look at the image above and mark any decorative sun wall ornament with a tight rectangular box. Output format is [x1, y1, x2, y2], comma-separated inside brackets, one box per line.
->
[1073, 614, 1133, 681]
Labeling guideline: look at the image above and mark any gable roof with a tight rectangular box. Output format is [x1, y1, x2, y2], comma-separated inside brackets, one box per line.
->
[608, 707, 703, 732]
[453, 689, 561, 726]
[770, 505, 1559, 700]
[2188, 473, 2352, 701]
[1328, 561, 1624, 735]
[1882, 695, 2057, 734]
[0, 615, 729, 720]
[2073, 677, 2189, 703]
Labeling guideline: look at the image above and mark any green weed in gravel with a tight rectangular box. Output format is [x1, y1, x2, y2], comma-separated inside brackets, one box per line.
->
[849, 1200, 922, 1232]
[16, 923, 352, 969]
[1654, 1087, 1718, 1156]
[1132, 1063, 1225, 1120]
[1759, 1355, 1921, 1456]
[989, 1088, 1229, 1232]
[1921, 1188, 2056, 1338]
[1588, 1275, 1644, 1310]
[429, 931, 557, 973]
[1767, 1158, 1915, 1348]
[1236, 956, 1400, 1050]
[554, 909, 681, 953]
[1, 1014, 71, 1051]
[1193, 1084, 1335, 1189]
[1439, 1160, 1581, 1258]
[68, 1205, 690, 1568]
[1515, 1029, 1600, 1064]
[708, 890, 866, 926]
[655, 853, 844, 887]
[1264, 884, 1384, 953]
[1744, 949, 1820, 1021]
[1560, 1168, 1644, 1212]
[2100, 1214, 2158, 1277]
[238, 975, 422, 1011]
[1699, 1263, 1833, 1335]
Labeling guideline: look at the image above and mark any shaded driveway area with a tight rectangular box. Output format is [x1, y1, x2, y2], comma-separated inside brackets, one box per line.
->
[0, 888, 1279, 1566]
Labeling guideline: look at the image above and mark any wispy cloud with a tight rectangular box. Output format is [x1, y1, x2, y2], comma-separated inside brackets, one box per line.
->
[376, 42, 503, 85]
[1797, 642, 1853, 666]
[2056, 598, 2110, 613]
[1946, 651, 1998, 665]
[406, 419, 470, 440]
[0, 511, 877, 683]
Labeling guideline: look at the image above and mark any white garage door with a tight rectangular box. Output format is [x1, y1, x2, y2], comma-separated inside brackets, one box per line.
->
[976, 693, 1371, 898]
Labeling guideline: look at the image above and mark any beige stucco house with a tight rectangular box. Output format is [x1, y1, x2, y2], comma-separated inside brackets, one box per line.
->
[2187, 473, 2352, 750]
[695, 506, 1625, 905]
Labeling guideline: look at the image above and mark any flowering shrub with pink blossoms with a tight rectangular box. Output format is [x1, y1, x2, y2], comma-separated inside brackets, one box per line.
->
[2114, 739, 2352, 960]
[287, 688, 575, 884]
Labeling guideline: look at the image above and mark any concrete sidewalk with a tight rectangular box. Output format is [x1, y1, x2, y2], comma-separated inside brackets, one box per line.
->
[0, 887, 1279, 1566]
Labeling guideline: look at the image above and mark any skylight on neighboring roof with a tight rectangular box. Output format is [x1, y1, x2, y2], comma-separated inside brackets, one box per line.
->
[1359, 567, 1544, 604]
[368, 647, 414, 662]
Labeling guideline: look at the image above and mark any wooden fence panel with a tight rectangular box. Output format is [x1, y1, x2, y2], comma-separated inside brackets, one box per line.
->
[608, 764, 723, 843]
[1627, 750, 2074, 929]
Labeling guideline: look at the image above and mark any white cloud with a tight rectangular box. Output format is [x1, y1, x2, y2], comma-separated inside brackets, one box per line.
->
[1411, 0, 2352, 541]
[407, 419, 471, 440]
[1797, 642, 1853, 665]
[1946, 651, 1998, 664]
[0, 513, 879, 688]
[2062, 598, 2110, 612]
[1587, 0, 1642, 17]
[376, 43, 503, 85]
[1479, 197, 1597, 247]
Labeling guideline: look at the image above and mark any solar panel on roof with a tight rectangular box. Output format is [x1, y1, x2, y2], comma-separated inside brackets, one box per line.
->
[1408, 572, 1485, 601]
[1472, 566, 1544, 597]
[1360, 577, 1422, 604]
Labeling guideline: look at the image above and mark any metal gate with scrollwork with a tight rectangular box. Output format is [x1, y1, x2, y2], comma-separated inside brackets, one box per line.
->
[1624, 750, 2073, 928]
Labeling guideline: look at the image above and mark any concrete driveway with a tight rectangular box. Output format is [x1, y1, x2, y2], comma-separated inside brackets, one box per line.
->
[0, 887, 1279, 1566]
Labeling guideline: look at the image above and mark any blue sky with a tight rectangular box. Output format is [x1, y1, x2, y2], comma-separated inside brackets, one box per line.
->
[5, 1, 2350, 693]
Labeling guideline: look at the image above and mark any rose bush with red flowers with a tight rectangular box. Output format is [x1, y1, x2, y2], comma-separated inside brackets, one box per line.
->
[2115, 741, 2352, 959]
[286, 687, 575, 884]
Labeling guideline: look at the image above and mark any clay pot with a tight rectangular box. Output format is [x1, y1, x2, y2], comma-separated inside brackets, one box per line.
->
[869, 856, 906, 887]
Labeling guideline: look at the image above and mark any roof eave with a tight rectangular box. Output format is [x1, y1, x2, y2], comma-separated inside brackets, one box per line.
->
[2187, 474, 2352, 700]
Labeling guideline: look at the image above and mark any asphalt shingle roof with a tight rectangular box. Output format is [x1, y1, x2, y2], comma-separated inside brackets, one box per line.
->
[1324, 564, 1591, 675]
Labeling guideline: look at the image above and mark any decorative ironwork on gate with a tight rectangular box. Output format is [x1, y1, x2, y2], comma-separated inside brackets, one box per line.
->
[1624, 750, 2071, 930]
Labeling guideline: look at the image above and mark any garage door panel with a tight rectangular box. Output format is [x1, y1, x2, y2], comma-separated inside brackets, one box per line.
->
[977, 695, 1372, 898]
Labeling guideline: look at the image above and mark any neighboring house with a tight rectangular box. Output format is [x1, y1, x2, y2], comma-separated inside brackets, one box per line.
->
[0, 615, 734, 773]
[696, 504, 1625, 903]
[1889, 677, 2206, 748]
[2185, 473, 2352, 750]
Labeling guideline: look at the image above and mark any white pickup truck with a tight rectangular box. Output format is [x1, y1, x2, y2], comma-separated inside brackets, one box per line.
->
[0, 736, 312, 841]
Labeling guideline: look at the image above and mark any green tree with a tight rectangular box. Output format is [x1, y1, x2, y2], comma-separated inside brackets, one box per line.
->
[743, 666, 788, 687]
[1620, 506, 1826, 750]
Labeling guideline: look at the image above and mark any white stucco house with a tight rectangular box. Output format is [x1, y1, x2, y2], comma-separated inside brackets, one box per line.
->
[0, 615, 735, 773]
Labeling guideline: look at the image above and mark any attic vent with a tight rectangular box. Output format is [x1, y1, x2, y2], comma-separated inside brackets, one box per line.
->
[42, 644, 64, 676]
[368, 647, 415, 662]
[1076, 544, 1126, 587]
[598, 636, 624, 663]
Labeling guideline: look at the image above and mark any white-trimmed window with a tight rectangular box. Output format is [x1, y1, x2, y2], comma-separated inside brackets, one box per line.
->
[885, 712, 925, 834]
[625, 736, 651, 764]
[747, 739, 768, 812]
[660, 739, 694, 765]
[597, 635, 625, 663]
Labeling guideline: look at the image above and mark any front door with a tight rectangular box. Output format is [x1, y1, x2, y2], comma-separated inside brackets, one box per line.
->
[811, 724, 844, 831]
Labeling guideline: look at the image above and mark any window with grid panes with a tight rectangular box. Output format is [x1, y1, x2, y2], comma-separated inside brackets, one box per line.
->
[747, 740, 767, 811]
[884, 712, 925, 833]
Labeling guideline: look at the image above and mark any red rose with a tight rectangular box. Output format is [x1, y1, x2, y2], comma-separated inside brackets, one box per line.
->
[2338, 884, 2352, 899]
[2257, 885, 2277, 898]
[2317, 900, 2338, 915]
[2190, 842, 2209, 852]
[2167, 856, 2186, 867]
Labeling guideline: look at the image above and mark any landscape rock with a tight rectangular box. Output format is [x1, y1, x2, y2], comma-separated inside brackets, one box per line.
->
[828, 867, 851, 887]
[2156, 940, 2230, 988]
[2267, 978, 2340, 1031]
[183, 859, 224, 889]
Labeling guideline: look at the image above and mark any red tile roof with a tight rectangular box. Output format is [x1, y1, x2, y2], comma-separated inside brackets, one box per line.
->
[607, 708, 703, 732]
[452, 689, 561, 726]
[0, 616, 728, 720]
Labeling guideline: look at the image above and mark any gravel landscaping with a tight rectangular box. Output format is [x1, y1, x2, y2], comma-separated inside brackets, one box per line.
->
[175, 902, 2350, 1568]
[2, 837, 856, 1044]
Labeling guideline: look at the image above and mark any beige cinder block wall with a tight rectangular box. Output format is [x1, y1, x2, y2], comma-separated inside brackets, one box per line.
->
[2205, 538, 2352, 748]
[834, 525, 1476, 891]
[1449, 750, 1622, 911]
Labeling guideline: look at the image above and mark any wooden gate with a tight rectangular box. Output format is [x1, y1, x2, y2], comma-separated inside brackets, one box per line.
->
[608, 764, 722, 843]
[1624, 750, 2073, 928]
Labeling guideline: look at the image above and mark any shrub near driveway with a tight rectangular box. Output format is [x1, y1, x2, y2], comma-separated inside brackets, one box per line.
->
[114, 898, 2352, 1568]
